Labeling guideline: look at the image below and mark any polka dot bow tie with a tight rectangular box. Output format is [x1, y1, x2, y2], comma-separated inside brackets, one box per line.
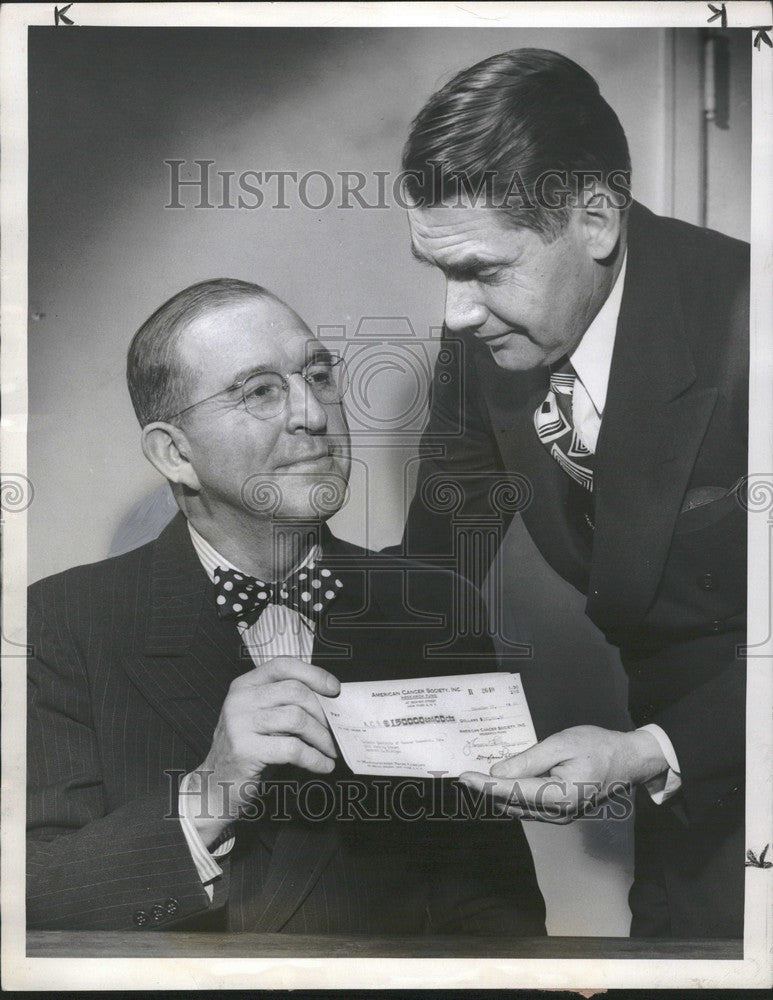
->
[213, 563, 344, 630]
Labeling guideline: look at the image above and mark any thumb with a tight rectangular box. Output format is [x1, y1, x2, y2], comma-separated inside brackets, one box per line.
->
[490, 736, 565, 779]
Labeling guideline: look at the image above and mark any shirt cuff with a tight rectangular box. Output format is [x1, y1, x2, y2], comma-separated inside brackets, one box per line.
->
[178, 771, 235, 901]
[637, 724, 682, 804]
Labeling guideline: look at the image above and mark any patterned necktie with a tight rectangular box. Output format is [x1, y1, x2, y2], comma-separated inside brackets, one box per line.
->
[214, 563, 344, 630]
[534, 360, 595, 492]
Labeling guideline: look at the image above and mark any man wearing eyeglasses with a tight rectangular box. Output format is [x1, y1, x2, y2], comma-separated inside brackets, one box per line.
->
[26, 277, 545, 937]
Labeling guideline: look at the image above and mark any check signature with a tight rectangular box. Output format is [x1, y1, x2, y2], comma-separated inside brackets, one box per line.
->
[462, 733, 519, 759]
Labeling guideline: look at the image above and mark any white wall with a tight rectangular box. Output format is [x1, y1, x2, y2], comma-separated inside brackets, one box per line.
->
[27, 26, 750, 936]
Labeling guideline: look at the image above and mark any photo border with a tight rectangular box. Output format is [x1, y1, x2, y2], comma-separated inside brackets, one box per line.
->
[2, 1, 770, 990]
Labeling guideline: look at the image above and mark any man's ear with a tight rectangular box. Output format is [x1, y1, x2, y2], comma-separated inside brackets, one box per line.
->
[578, 188, 622, 262]
[141, 422, 201, 491]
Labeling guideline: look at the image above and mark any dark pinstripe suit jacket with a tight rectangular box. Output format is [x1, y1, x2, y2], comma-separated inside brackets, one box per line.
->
[27, 513, 545, 936]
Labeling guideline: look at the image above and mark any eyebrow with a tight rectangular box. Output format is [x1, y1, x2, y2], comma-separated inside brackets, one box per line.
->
[305, 345, 334, 365]
[227, 347, 334, 387]
[410, 243, 508, 280]
[226, 364, 271, 388]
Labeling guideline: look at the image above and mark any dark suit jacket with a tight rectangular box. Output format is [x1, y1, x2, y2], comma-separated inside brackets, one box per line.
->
[402, 202, 748, 834]
[27, 513, 545, 935]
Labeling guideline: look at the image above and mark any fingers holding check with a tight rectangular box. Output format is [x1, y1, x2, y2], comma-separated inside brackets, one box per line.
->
[251, 671, 332, 734]
[223, 655, 340, 769]
[458, 772, 581, 823]
[193, 656, 341, 839]
[251, 699, 337, 764]
[459, 726, 641, 824]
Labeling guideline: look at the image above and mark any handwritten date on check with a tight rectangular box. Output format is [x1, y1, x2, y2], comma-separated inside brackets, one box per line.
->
[320, 673, 536, 778]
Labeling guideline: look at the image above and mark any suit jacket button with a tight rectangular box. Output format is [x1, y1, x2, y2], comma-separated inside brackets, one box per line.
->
[151, 904, 166, 923]
[132, 909, 149, 927]
[165, 897, 179, 915]
[700, 573, 715, 591]
[711, 619, 723, 632]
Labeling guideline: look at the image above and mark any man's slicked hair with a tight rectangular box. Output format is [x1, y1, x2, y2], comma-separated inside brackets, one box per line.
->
[402, 48, 631, 239]
[127, 278, 272, 427]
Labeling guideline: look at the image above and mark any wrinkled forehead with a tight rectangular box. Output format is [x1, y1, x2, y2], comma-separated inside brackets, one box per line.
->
[178, 295, 319, 389]
[408, 202, 514, 255]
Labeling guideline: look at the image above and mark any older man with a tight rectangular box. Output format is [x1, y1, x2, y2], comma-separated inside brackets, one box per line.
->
[399, 49, 748, 938]
[27, 278, 545, 936]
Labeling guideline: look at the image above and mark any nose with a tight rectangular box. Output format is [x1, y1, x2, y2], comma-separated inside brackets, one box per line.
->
[285, 373, 328, 434]
[443, 279, 488, 333]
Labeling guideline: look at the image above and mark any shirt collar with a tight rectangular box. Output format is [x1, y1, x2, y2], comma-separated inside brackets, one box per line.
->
[187, 521, 320, 584]
[568, 251, 627, 417]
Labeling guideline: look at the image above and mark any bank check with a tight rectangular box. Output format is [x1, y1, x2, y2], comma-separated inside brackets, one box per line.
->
[320, 673, 537, 778]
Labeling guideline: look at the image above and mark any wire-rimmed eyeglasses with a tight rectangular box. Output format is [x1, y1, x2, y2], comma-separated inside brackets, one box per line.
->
[166, 352, 348, 422]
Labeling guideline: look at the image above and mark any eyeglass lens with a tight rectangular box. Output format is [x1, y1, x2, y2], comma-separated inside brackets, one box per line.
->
[242, 357, 348, 418]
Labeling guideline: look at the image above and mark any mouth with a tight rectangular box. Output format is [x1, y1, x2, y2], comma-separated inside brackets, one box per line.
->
[475, 329, 515, 347]
[276, 452, 336, 472]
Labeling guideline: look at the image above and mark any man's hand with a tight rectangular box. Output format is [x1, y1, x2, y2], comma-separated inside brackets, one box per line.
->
[189, 656, 340, 846]
[458, 726, 668, 824]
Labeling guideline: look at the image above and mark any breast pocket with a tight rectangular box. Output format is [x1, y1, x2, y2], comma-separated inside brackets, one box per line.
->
[673, 479, 746, 536]
[654, 481, 747, 627]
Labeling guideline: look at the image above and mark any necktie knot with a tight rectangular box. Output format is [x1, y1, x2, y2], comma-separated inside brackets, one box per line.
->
[549, 363, 577, 399]
[214, 564, 343, 630]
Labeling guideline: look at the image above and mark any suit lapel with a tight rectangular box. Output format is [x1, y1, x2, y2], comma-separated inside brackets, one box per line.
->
[121, 513, 250, 762]
[587, 204, 718, 631]
[312, 529, 395, 676]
